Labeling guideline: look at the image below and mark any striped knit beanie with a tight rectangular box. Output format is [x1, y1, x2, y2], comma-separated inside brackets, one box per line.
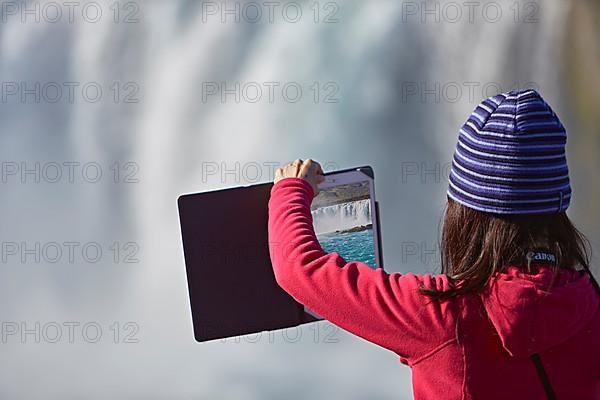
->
[447, 89, 571, 214]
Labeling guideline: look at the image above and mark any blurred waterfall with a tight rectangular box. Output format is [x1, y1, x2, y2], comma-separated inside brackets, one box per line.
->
[0, 0, 597, 398]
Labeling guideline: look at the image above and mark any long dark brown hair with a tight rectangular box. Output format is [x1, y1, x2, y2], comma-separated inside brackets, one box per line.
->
[418, 197, 593, 301]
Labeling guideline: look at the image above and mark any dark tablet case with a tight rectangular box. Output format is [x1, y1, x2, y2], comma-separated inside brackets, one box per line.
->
[178, 166, 383, 342]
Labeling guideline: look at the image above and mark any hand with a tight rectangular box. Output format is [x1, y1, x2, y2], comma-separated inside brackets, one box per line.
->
[275, 159, 326, 195]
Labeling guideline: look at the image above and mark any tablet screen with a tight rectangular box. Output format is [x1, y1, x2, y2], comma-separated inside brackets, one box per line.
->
[310, 178, 378, 269]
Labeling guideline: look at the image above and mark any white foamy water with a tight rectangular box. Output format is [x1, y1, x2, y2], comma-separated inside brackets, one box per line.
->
[312, 199, 371, 235]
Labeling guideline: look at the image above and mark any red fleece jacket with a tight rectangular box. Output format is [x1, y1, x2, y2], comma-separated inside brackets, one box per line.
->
[268, 177, 600, 400]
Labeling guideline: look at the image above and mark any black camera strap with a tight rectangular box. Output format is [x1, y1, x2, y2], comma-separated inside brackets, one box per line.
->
[525, 250, 600, 399]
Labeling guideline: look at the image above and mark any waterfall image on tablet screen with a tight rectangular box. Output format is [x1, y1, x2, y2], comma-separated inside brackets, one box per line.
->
[311, 181, 376, 268]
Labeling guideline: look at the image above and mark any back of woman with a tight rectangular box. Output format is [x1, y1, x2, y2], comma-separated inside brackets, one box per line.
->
[407, 262, 600, 399]
[268, 89, 600, 399]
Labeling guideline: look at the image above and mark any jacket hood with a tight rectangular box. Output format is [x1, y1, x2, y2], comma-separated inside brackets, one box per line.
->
[479, 265, 599, 358]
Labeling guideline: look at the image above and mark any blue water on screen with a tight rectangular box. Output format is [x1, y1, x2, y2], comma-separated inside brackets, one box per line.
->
[316, 228, 376, 268]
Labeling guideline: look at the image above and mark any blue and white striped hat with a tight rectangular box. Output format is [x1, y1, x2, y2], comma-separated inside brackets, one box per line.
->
[447, 89, 571, 214]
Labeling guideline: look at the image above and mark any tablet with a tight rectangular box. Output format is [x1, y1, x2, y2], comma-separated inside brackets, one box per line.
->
[305, 166, 383, 319]
[178, 165, 383, 342]
[179, 182, 303, 342]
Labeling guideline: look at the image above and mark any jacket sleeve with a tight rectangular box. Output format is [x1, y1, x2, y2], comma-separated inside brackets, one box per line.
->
[267, 177, 457, 364]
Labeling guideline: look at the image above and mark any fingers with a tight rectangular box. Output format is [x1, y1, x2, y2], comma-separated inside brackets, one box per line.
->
[292, 159, 303, 174]
[315, 162, 324, 176]
[311, 161, 325, 186]
[314, 161, 325, 184]
[299, 159, 313, 178]
[287, 159, 302, 177]
[275, 159, 323, 188]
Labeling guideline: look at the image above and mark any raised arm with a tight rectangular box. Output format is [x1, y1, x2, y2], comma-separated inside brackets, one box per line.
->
[267, 176, 457, 364]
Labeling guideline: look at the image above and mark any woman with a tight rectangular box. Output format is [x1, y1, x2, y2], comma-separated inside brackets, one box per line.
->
[268, 89, 600, 399]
